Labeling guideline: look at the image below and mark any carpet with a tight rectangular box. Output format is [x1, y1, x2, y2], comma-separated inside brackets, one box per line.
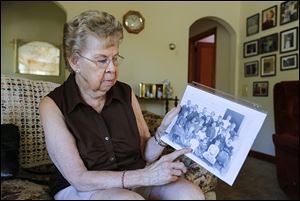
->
[215, 156, 289, 200]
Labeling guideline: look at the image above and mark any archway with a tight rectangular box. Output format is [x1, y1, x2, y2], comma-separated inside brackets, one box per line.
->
[189, 17, 237, 94]
[1, 1, 67, 84]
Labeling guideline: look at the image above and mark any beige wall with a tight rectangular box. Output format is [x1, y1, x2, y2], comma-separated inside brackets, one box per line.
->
[3, 2, 297, 156]
[59, 1, 241, 115]
[239, 1, 299, 156]
[60, 2, 298, 156]
[1, 1, 66, 83]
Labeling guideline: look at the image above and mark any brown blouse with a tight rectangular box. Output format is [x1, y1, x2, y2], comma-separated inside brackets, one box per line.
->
[47, 73, 146, 196]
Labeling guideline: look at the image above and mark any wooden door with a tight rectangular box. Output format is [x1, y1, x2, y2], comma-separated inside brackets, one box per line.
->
[188, 28, 216, 88]
[196, 42, 215, 88]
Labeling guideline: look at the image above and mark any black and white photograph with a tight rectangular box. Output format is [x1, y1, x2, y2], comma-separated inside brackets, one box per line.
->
[243, 40, 259, 58]
[244, 61, 259, 77]
[162, 84, 267, 186]
[280, 27, 298, 53]
[260, 33, 278, 54]
[280, 53, 298, 71]
[247, 13, 259, 36]
[280, 1, 299, 25]
[262, 5, 277, 30]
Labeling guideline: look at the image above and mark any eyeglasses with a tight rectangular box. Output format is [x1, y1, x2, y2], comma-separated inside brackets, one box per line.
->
[77, 52, 124, 69]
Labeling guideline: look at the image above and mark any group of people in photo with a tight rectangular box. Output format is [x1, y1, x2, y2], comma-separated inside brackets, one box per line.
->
[167, 100, 242, 174]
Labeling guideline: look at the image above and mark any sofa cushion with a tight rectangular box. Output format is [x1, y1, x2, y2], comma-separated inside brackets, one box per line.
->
[1, 124, 20, 178]
[181, 156, 218, 193]
[1, 75, 59, 168]
[1, 179, 52, 200]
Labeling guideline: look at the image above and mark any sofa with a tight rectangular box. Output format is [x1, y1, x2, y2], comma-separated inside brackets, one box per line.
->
[272, 80, 299, 200]
[1, 74, 218, 200]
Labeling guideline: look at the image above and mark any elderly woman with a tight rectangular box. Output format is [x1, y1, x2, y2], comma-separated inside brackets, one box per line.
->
[39, 10, 204, 200]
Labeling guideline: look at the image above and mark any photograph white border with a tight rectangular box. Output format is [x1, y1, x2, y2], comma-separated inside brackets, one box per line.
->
[261, 54, 276, 77]
[243, 40, 259, 58]
[161, 84, 267, 186]
[280, 53, 298, 71]
[280, 27, 298, 54]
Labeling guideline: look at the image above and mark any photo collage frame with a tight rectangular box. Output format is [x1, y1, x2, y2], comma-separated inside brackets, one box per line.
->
[244, 1, 299, 97]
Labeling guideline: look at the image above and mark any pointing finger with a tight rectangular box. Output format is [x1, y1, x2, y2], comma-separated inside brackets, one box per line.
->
[160, 148, 192, 162]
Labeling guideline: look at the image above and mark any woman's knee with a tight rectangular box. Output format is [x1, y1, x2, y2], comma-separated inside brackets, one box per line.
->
[90, 188, 145, 200]
[150, 178, 205, 200]
[177, 183, 205, 200]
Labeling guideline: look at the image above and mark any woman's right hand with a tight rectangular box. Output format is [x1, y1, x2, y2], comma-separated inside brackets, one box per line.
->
[159, 105, 181, 132]
[142, 148, 191, 186]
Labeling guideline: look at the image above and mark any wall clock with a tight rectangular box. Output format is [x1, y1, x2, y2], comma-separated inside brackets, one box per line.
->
[123, 10, 145, 34]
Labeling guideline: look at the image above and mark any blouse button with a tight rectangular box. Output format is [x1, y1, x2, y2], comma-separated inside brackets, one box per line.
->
[110, 156, 115, 161]
[105, 137, 110, 141]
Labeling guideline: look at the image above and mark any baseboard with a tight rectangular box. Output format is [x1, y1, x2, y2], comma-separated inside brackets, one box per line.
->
[248, 150, 276, 164]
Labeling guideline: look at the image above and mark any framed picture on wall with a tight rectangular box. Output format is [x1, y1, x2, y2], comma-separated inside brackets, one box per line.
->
[14, 39, 61, 76]
[247, 13, 259, 36]
[260, 33, 278, 54]
[280, 1, 299, 25]
[261, 54, 276, 77]
[244, 61, 259, 77]
[280, 53, 298, 71]
[280, 27, 298, 53]
[244, 40, 259, 58]
[253, 81, 269, 97]
[262, 5, 277, 30]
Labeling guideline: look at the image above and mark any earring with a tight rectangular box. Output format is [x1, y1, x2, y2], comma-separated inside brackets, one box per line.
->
[75, 68, 80, 73]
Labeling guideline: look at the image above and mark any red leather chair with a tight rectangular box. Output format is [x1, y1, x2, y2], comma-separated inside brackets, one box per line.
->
[272, 80, 299, 200]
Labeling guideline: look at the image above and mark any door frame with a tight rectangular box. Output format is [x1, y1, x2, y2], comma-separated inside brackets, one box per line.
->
[188, 27, 217, 86]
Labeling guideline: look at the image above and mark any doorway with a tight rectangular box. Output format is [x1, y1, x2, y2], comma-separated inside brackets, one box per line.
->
[188, 28, 216, 88]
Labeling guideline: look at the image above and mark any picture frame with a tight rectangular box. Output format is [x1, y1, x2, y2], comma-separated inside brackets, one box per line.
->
[14, 39, 61, 76]
[262, 5, 277, 31]
[139, 83, 155, 98]
[280, 1, 299, 25]
[253, 81, 269, 97]
[155, 84, 165, 99]
[280, 27, 298, 53]
[261, 54, 276, 77]
[244, 61, 259, 77]
[243, 40, 259, 58]
[162, 83, 267, 185]
[246, 13, 259, 36]
[260, 33, 278, 54]
[280, 53, 298, 71]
